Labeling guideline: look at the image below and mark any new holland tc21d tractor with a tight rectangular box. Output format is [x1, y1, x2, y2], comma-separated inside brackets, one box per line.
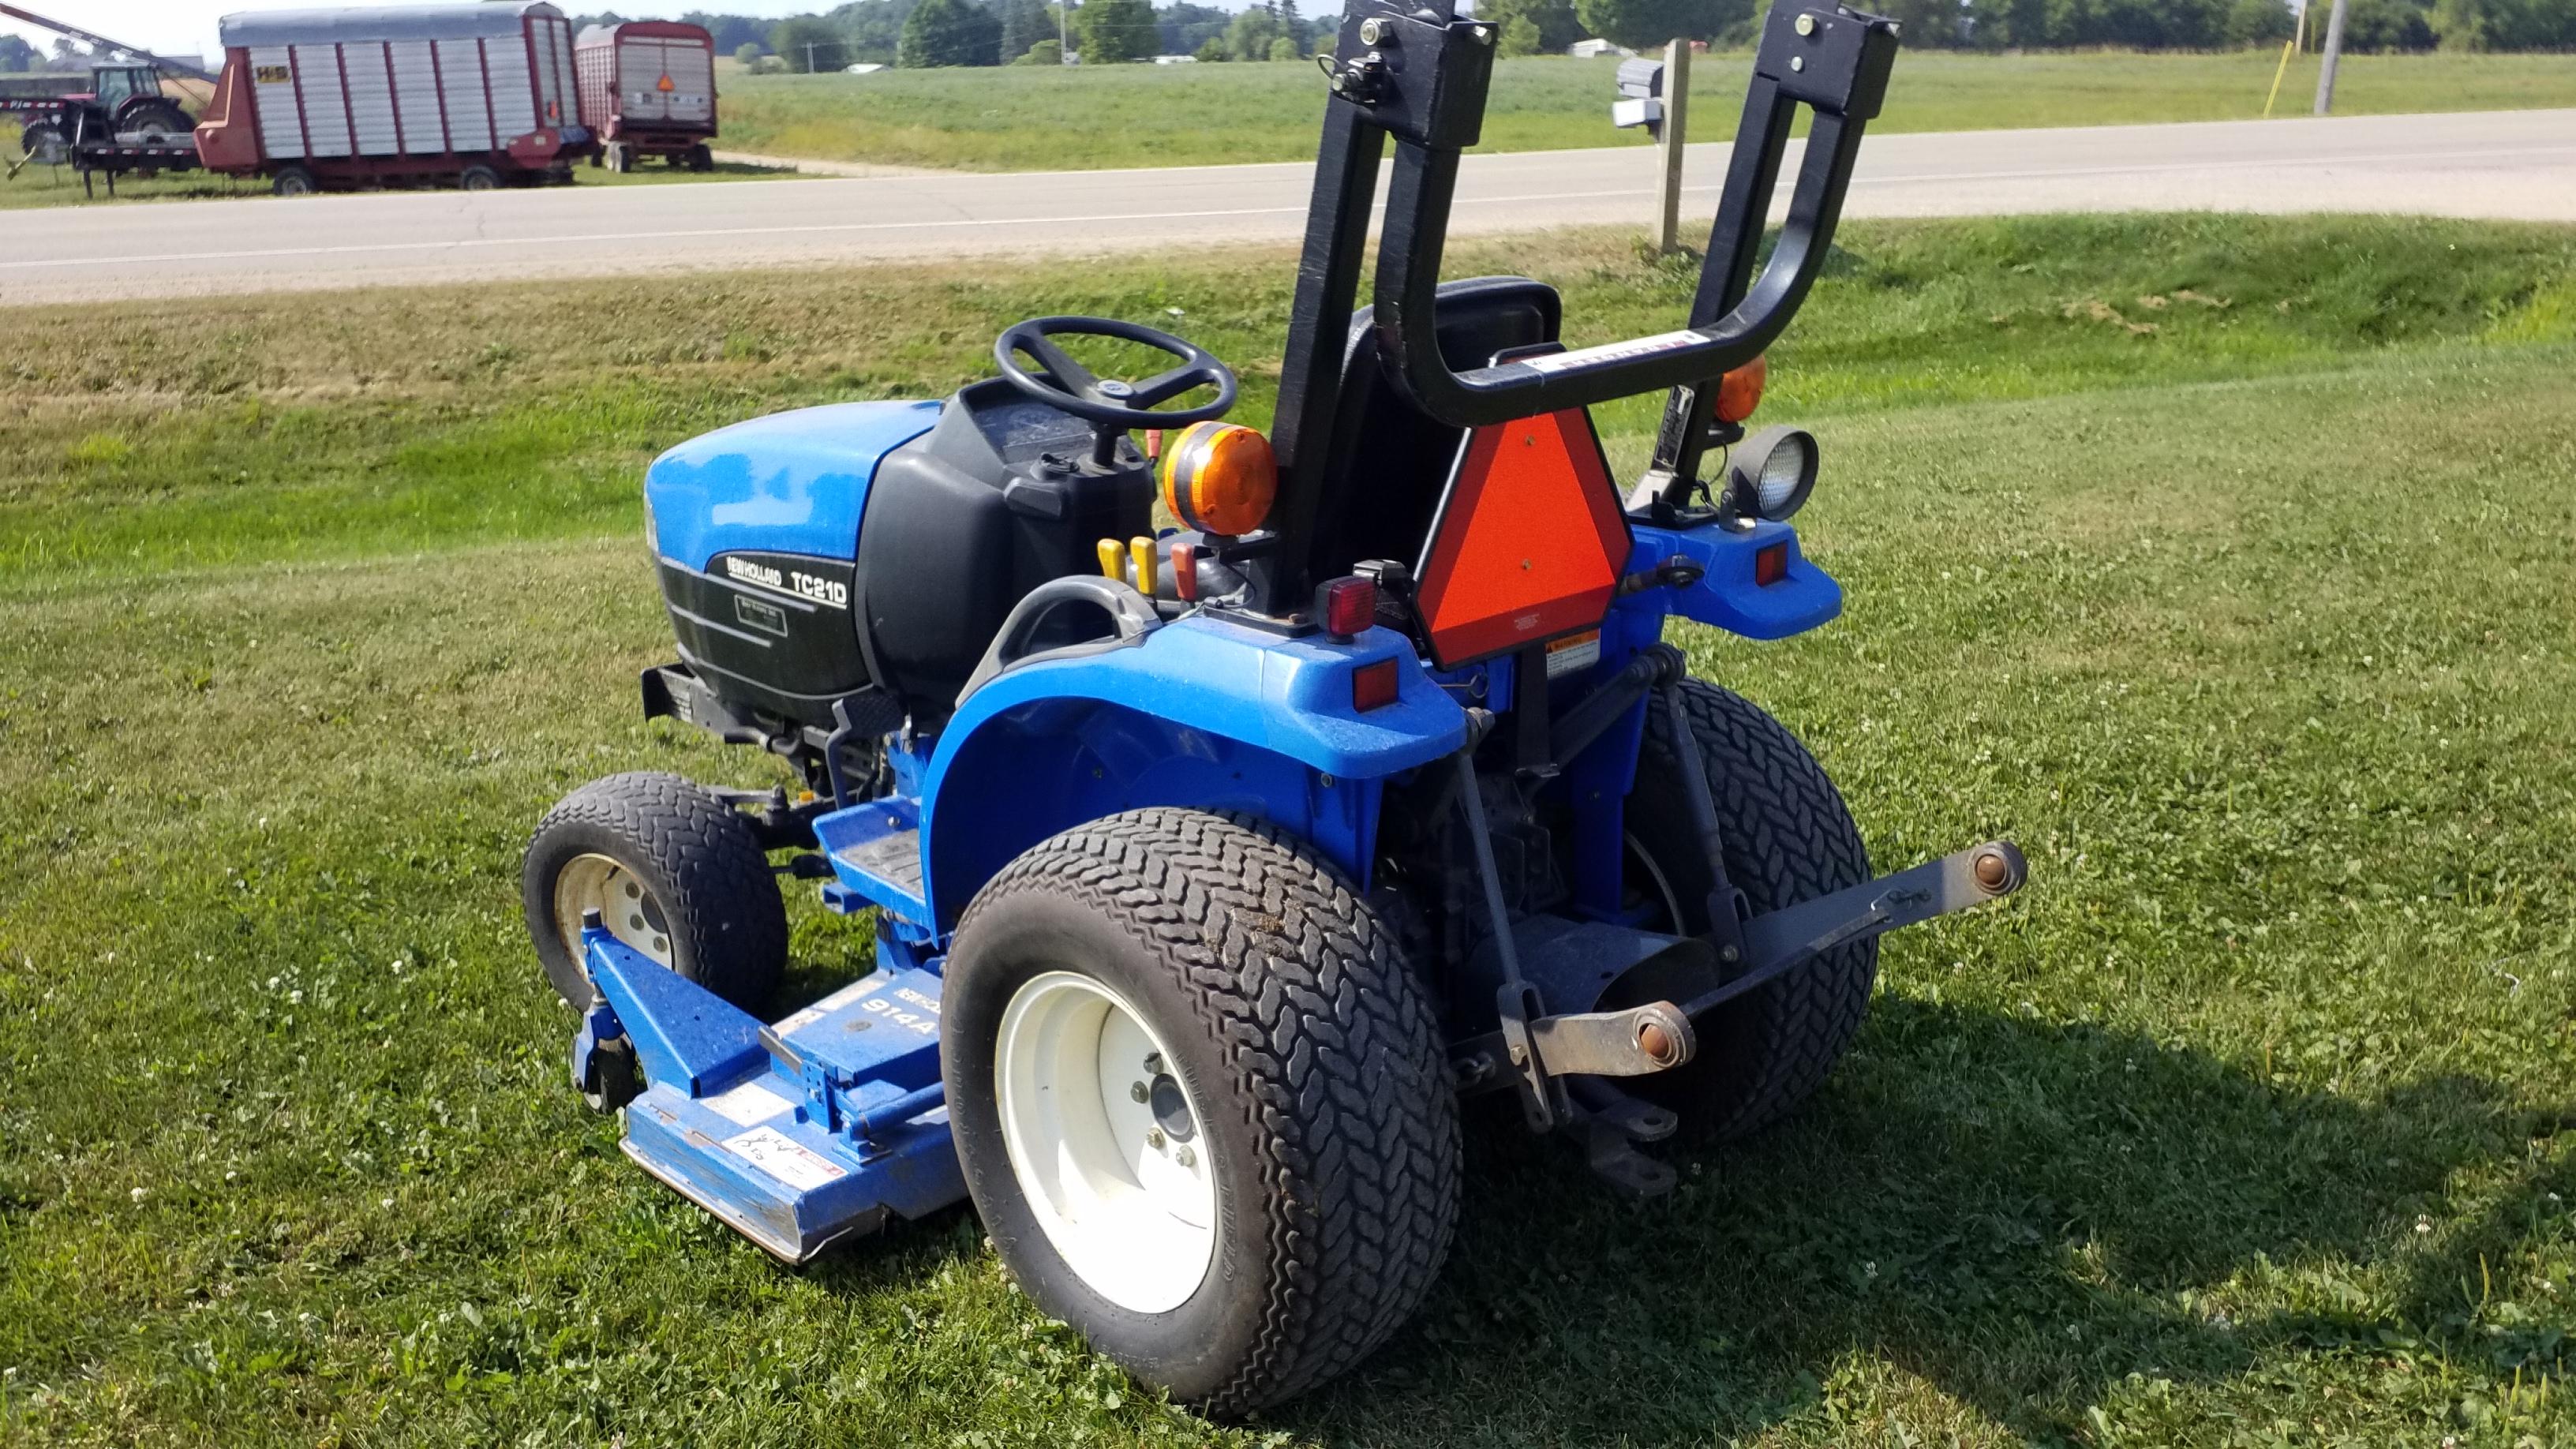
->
[521, 0, 2026, 1413]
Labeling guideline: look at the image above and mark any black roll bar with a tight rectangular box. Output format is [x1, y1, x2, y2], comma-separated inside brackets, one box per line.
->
[1249, 0, 1896, 615]
[1376, 4, 1896, 429]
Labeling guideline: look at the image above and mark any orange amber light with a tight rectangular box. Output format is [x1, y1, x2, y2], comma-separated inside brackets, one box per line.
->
[1715, 354, 1768, 425]
[1159, 422, 1278, 538]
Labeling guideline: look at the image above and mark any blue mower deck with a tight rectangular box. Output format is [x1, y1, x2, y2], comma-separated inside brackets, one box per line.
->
[581, 928, 965, 1261]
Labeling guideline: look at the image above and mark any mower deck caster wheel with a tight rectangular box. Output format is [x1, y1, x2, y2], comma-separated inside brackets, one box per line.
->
[582, 1038, 641, 1114]
[522, 771, 787, 1011]
[942, 808, 1458, 1416]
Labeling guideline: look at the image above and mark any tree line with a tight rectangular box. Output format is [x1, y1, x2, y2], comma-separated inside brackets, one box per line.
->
[568, 0, 2575, 71]
[567, 0, 1322, 68]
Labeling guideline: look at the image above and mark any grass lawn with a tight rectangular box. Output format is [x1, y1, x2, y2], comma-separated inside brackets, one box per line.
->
[4, 213, 2575, 1445]
[0, 157, 805, 212]
[715, 49, 2576, 172]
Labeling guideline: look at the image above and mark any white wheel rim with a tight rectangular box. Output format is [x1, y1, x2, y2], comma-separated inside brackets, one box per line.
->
[553, 852, 674, 968]
[994, 971, 1215, 1314]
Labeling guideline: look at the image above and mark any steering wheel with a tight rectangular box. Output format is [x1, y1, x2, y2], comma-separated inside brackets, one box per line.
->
[994, 316, 1237, 461]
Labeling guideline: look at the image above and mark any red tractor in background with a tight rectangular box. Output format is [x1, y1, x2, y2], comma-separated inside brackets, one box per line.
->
[0, 5, 207, 170]
[4, 61, 192, 163]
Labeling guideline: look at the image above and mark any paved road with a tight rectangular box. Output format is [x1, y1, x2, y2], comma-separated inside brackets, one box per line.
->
[6, 109, 2570, 305]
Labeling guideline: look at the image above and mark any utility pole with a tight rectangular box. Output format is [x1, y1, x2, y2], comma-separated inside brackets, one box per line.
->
[1060, 1, 1072, 62]
[2312, 0, 2349, 114]
[1656, 39, 1690, 254]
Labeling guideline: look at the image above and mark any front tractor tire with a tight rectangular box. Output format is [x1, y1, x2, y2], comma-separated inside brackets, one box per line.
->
[1620, 680, 1879, 1141]
[942, 809, 1459, 1416]
[521, 771, 786, 1011]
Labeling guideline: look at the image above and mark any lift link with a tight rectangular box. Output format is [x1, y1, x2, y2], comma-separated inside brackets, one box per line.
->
[1450, 738, 1564, 1132]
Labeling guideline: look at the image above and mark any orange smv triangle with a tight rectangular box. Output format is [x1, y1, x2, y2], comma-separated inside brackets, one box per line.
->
[1413, 406, 1633, 668]
[657, 73, 676, 92]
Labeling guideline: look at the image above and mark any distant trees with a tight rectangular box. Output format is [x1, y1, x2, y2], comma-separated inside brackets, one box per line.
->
[898, 0, 1002, 65]
[654, 0, 2576, 77]
[680, 10, 776, 53]
[1015, 36, 1064, 62]
[772, 14, 845, 68]
[1477, 0, 1585, 51]
[1956, 0, 2454, 48]
[2222, 0, 2296, 42]
[1572, 0, 1747, 49]
[0, 35, 41, 72]
[1159, 1, 1234, 54]
[2435, 0, 2576, 46]
[1219, 1, 1313, 58]
[1078, 0, 1162, 61]
[998, 0, 1054, 59]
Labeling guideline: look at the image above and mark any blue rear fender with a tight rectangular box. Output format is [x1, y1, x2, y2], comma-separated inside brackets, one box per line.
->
[914, 614, 1469, 924]
[1629, 518, 1841, 641]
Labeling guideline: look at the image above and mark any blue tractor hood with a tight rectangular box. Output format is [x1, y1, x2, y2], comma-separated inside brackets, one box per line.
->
[646, 400, 942, 571]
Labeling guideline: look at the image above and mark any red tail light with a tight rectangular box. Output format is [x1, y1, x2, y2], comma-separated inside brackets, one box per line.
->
[1318, 575, 1377, 640]
[1351, 657, 1400, 712]
[1754, 542, 1789, 587]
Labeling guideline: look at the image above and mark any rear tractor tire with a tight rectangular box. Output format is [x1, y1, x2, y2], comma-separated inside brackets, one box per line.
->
[522, 771, 787, 1012]
[1613, 678, 1879, 1141]
[942, 808, 1459, 1416]
[117, 97, 191, 142]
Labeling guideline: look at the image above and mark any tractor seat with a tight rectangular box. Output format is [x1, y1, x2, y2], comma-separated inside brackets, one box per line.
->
[1298, 276, 1564, 590]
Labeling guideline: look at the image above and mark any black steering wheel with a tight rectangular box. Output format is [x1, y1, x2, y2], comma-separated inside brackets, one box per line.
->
[994, 316, 1237, 461]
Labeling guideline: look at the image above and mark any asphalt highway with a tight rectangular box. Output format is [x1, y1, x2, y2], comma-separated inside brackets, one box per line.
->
[5, 108, 2569, 305]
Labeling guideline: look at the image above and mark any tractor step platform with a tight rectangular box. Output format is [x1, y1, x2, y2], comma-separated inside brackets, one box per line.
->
[578, 927, 965, 1263]
[814, 796, 930, 926]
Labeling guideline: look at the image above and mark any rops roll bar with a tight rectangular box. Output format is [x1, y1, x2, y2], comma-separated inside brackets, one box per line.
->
[1249, 0, 1897, 616]
[1373, 4, 1896, 430]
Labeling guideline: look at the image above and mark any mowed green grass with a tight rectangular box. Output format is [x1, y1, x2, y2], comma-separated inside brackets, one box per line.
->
[717, 49, 2576, 171]
[3, 214, 2575, 1445]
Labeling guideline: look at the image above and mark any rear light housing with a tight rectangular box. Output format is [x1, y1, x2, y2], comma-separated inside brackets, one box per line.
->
[1351, 657, 1400, 712]
[1317, 575, 1377, 641]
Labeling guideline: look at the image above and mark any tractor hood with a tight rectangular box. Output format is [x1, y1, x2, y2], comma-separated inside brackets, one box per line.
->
[645, 400, 940, 572]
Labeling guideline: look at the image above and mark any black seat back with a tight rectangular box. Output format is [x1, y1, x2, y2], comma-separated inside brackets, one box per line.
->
[1300, 276, 1562, 587]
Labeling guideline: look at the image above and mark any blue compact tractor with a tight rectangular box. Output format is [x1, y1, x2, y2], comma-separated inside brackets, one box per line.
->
[522, 0, 2024, 1413]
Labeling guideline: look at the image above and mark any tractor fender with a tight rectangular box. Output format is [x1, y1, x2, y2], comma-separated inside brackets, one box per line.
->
[915, 613, 1466, 924]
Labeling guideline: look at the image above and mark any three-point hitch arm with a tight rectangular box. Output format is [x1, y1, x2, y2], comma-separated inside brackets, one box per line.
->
[1253, 0, 1898, 614]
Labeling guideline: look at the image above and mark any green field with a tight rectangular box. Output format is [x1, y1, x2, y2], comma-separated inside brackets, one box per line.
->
[5, 213, 2576, 1445]
[717, 49, 2576, 171]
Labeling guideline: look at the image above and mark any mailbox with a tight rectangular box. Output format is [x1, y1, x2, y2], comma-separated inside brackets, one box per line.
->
[1612, 57, 1664, 136]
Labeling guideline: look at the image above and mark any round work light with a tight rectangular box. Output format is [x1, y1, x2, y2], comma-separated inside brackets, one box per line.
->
[1720, 425, 1819, 523]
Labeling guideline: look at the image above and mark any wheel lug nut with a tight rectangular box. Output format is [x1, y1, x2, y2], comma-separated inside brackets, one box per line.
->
[1174, 1145, 1196, 1168]
[1146, 1126, 1166, 1150]
[1129, 1081, 1148, 1103]
[1143, 1052, 1164, 1073]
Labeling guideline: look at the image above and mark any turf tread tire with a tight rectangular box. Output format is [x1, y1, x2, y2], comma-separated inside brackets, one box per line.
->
[945, 808, 1458, 1416]
[521, 771, 786, 1010]
[1635, 680, 1877, 1141]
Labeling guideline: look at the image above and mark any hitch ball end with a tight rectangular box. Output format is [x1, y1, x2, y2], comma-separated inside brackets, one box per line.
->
[1970, 841, 2027, 896]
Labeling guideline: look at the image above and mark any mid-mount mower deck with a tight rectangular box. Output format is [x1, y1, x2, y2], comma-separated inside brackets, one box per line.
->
[522, 0, 2027, 1413]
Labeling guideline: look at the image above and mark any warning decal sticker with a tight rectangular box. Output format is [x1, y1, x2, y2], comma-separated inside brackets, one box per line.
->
[723, 1126, 846, 1192]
